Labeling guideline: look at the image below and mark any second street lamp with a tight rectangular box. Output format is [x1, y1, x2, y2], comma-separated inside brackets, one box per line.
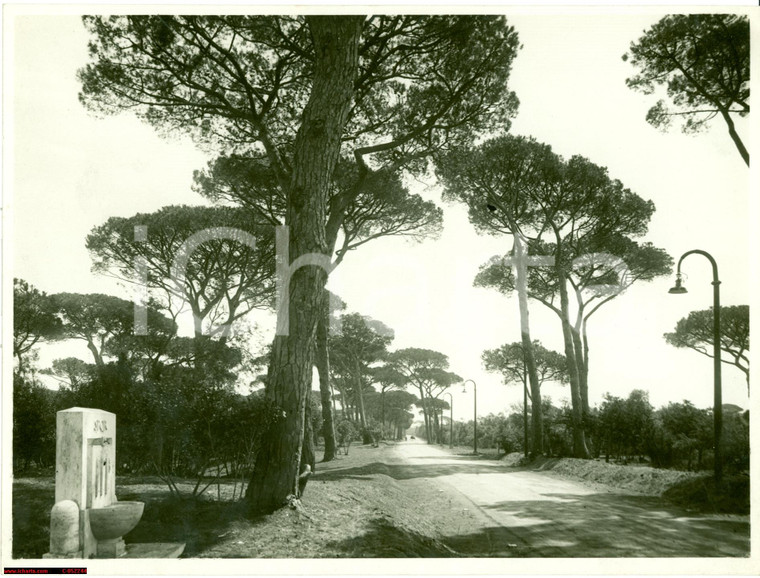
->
[462, 379, 477, 454]
[668, 249, 723, 483]
[438, 406, 444, 446]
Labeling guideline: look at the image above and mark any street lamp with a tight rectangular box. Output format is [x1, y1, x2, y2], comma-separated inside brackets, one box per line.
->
[438, 405, 444, 446]
[443, 392, 454, 449]
[462, 379, 478, 454]
[508, 344, 529, 458]
[668, 249, 723, 483]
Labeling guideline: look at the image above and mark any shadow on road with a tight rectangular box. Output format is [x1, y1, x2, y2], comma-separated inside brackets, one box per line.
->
[326, 517, 458, 557]
[443, 492, 750, 558]
[409, 454, 501, 462]
[314, 461, 501, 482]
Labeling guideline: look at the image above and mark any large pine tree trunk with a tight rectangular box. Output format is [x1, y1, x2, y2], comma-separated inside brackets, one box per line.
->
[336, 381, 348, 419]
[418, 386, 431, 443]
[15, 351, 25, 376]
[512, 234, 543, 456]
[316, 295, 337, 461]
[302, 398, 316, 479]
[246, 17, 362, 515]
[582, 319, 591, 406]
[353, 359, 371, 444]
[521, 332, 543, 457]
[380, 389, 386, 437]
[353, 359, 367, 428]
[720, 108, 749, 166]
[570, 327, 590, 416]
[557, 266, 591, 459]
[86, 339, 105, 370]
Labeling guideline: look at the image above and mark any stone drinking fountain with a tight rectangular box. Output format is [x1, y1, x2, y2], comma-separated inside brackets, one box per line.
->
[45, 408, 184, 559]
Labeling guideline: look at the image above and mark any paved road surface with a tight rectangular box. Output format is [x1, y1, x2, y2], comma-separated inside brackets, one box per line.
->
[393, 441, 749, 557]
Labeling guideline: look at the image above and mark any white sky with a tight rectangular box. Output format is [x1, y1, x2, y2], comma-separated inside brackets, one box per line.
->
[6, 9, 756, 424]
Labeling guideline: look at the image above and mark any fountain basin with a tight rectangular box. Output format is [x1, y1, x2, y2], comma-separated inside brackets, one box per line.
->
[89, 501, 144, 541]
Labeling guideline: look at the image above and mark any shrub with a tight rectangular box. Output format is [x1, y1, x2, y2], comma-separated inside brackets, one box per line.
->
[13, 374, 56, 472]
[336, 419, 358, 454]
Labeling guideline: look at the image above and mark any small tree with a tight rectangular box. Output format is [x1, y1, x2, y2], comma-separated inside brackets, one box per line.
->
[330, 313, 394, 443]
[367, 365, 408, 438]
[219, 392, 286, 502]
[382, 390, 418, 440]
[722, 407, 749, 473]
[335, 419, 358, 456]
[13, 279, 64, 374]
[388, 348, 461, 444]
[664, 305, 749, 393]
[598, 389, 654, 462]
[482, 341, 568, 457]
[655, 400, 713, 471]
[13, 374, 57, 472]
[86, 205, 276, 340]
[540, 399, 575, 458]
[477, 413, 523, 454]
[51, 293, 176, 372]
[623, 14, 750, 165]
[41, 357, 95, 390]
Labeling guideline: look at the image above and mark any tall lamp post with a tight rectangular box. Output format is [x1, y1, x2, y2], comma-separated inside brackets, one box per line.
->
[668, 249, 723, 483]
[443, 392, 454, 449]
[462, 379, 477, 454]
[438, 406, 444, 446]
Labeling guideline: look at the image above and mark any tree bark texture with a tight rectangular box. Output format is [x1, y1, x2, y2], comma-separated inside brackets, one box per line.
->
[246, 16, 362, 515]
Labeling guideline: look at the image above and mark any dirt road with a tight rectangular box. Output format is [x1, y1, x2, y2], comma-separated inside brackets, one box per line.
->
[392, 440, 749, 557]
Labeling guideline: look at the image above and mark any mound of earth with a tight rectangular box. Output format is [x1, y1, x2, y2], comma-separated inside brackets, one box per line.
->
[547, 458, 699, 496]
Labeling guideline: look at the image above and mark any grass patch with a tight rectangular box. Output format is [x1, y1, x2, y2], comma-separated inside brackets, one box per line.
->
[662, 474, 750, 515]
[12, 478, 54, 558]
